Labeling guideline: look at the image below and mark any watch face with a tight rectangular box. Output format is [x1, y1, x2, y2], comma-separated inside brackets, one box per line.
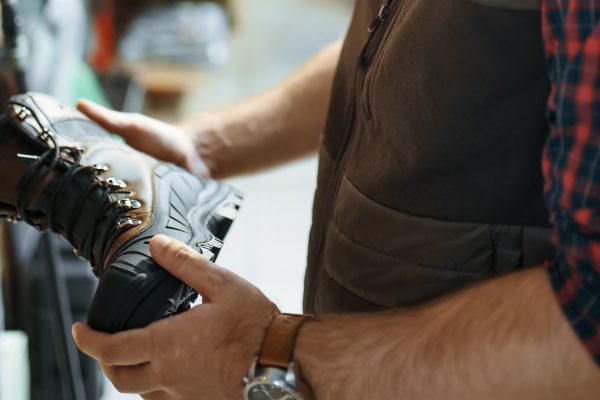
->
[245, 382, 302, 400]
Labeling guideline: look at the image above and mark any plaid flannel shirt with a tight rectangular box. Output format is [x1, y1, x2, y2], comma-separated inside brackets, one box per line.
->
[542, 0, 600, 365]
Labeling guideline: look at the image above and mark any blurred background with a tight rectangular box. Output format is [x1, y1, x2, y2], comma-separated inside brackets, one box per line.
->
[0, 0, 352, 399]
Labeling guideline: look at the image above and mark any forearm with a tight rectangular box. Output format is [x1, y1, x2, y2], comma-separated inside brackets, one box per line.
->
[181, 40, 342, 179]
[296, 268, 600, 399]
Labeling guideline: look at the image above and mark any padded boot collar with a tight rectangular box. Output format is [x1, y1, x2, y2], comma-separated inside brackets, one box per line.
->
[6, 92, 83, 150]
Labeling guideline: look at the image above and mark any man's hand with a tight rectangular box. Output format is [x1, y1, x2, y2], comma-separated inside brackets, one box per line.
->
[76, 100, 210, 177]
[72, 235, 279, 400]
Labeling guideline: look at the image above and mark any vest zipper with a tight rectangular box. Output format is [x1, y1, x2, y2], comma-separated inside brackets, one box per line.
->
[338, 0, 400, 165]
[356, 1, 395, 69]
[363, 1, 405, 121]
[309, 0, 402, 270]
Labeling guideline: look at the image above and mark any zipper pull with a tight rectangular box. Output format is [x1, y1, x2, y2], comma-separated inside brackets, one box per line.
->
[356, 0, 394, 68]
[368, 3, 391, 33]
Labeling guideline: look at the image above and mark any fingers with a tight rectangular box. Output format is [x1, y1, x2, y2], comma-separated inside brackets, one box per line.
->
[149, 235, 230, 301]
[76, 99, 136, 136]
[72, 322, 151, 366]
[77, 98, 208, 177]
[102, 363, 162, 394]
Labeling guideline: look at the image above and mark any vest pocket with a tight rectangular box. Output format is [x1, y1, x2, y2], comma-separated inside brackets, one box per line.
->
[322, 176, 552, 308]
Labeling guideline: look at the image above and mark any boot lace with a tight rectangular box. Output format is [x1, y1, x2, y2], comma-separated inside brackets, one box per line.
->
[8, 102, 141, 276]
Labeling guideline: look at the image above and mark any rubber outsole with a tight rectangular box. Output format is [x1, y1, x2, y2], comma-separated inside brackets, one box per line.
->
[87, 164, 242, 332]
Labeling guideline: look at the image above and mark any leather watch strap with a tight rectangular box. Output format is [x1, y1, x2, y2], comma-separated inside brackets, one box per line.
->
[258, 313, 312, 369]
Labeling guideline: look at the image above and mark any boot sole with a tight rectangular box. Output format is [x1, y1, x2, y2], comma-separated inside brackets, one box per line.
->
[87, 164, 241, 332]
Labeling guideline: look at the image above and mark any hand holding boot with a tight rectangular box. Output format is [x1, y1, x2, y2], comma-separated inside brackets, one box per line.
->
[73, 235, 280, 400]
[77, 99, 210, 177]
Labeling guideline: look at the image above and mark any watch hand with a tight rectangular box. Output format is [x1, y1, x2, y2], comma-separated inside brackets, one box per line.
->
[259, 387, 274, 400]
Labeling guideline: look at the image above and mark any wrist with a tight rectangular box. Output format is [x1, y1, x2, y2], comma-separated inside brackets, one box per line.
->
[295, 312, 423, 400]
[179, 113, 226, 179]
[294, 316, 358, 399]
[244, 313, 315, 400]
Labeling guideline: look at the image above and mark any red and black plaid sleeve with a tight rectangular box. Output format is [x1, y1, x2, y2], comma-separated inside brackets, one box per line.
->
[542, 0, 600, 366]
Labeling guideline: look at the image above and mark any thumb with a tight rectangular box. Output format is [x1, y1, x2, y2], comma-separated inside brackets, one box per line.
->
[149, 234, 230, 301]
[76, 99, 137, 138]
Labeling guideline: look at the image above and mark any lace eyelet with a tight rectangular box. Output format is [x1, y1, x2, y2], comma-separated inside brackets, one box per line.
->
[116, 217, 142, 229]
[17, 107, 32, 120]
[104, 177, 127, 189]
[92, 164, 110, 173]
[117, 198, 142, 210]
[39, 128, 55, 142]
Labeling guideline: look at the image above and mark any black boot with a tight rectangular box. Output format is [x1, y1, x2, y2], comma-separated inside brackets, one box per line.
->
[0, 92, 242, 332]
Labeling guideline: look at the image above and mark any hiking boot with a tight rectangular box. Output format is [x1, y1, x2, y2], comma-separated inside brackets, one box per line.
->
[0, 92, 242, 332]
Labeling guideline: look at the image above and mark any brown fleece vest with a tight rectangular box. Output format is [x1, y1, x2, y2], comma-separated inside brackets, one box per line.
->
[304, 0, 554, 314]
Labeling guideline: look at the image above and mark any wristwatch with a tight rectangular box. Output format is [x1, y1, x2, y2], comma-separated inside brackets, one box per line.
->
[243, 313, 315, 400]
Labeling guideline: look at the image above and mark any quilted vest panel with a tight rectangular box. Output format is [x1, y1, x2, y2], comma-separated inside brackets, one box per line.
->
[304, 0, 554, 314]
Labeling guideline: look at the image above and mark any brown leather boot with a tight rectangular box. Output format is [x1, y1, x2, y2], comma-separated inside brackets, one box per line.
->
[0, 92, 242, 332]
